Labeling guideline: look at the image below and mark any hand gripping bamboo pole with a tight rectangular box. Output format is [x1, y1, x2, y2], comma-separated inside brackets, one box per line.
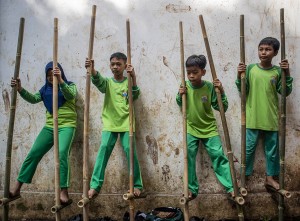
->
[199, 15, 245, 220]
[279, 8, 286, 221]
[239, 15, 247, 197]
[178, 21, 189, 221]
[1, 17, 24, 221]
[126, 19, 135, 221]
[52, 18, 61, 221]
[77, 5, 96, 221]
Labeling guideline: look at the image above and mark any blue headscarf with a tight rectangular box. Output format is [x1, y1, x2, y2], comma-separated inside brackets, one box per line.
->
[39, 61, 72, 114]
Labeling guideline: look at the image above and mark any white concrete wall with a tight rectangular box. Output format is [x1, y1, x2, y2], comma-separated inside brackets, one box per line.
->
[0, 0, 299, 219]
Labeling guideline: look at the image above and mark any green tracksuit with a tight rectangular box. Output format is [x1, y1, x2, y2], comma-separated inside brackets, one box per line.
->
[90, 72, 143, 192]
[236, 64, 293, 176]
[176, 80, 233, 195]
[17, 82, 77, 187]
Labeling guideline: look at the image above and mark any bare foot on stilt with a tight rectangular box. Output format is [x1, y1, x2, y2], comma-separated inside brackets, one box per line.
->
[9, 181, 23, 198]
[127, 188, 143, 197]
[88, 189, 99, 199]
[188, 191, 197, 200]
[60, 188, 70, 203]
[265, 176, 279, 190]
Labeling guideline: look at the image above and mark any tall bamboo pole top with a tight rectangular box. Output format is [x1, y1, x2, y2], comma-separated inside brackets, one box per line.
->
[88, 5, 96, 59]
[179, 21, 185, 86]
[199, 15, 217, 80]
[126, 19, 131, 64]
[53, 18, 58, 67]
[280, 8, 285, 60]
[240, 15, 245, 64]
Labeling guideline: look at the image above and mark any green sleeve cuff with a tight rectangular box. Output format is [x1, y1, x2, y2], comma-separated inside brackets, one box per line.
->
[59, 82, 67, 88]
[19, 88, 26, 95]
[286, 76, 293, 82]
[91, 71, 101, 80]
[132, 86, 139, 90]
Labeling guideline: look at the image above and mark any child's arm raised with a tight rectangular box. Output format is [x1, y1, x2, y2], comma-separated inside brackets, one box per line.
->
[235, 62, 246, 92]
[11, 77, 41, 104]
[85, 58, 107, 93]
[211, 79, 228, 112]
[126, 64, 140, 100]
[278, 59, 293, 96]
[53, 67, 77, 100]
[176, 85, 187, 106]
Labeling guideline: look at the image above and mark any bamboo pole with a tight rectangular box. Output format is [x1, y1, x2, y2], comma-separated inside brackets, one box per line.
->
[239, 15, 247, 197]
[199, 15, 245, 220]
[79, 5, 96, 221]
[126, 19, 135, 221]
[279, 8, 286, 221]
[53, 18, 61, 221]
[178, 21, 189, 221]
[2, 17, 25, 221]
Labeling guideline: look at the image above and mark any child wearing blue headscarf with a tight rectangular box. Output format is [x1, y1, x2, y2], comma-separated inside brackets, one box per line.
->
[10, 62, 77, 203]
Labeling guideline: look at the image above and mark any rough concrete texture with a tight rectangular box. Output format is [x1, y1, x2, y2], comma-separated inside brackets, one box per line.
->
[0, 0, 299, 220]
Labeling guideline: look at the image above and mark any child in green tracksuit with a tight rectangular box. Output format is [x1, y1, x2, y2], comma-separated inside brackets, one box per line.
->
[176, 54, 234, 200]
[236, 37, 293, 190]
[10, 62, 77, 203]
[86, 52, 143, 198]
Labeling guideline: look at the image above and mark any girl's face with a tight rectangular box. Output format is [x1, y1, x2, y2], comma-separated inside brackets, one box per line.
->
[47, 69, 53, 84]
[186, 66, 206, 86]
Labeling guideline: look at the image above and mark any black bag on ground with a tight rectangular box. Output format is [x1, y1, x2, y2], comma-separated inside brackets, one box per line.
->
[145, 207, 183, 221]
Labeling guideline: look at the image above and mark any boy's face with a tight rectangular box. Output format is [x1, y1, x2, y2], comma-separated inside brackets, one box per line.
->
[110, 57, 126, 76]
[258, 44, 278, 63]
[186, 66, 206, 86]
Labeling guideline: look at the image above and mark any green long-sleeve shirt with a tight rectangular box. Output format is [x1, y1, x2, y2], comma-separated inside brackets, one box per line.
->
[92, 72, 140, 132]
[19, 82, 77, 128]
[176, 80, 228, 138]
[235, 64, 293, 131]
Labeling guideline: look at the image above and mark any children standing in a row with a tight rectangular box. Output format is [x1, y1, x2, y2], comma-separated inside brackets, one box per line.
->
[9, 36, 293, 204]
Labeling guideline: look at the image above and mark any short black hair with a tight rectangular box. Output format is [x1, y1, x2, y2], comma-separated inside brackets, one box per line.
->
[185, 55, 207, 69]
[110, 52, 127, 62]
[259, 37, 280, 51]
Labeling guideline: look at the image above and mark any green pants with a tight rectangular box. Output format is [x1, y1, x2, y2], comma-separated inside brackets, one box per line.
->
[17, 126, 75, 188]
[90, 131, 143, 192]
[246, 129, 279, 176]
[187, 133, 233, 195]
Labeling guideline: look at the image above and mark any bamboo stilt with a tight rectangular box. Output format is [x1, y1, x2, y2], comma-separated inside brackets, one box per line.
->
[81, 5, 96, 221]
[279, 8, 286, 221]
[2, 17, 25, 221]
[126, 19, 135, 221]
[239, 15, 247, 197]
[53, 18, 61, 221]
[199, 15, 244, 220]
[51, 199, 73, 213]
[179, 21, 189, 221]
